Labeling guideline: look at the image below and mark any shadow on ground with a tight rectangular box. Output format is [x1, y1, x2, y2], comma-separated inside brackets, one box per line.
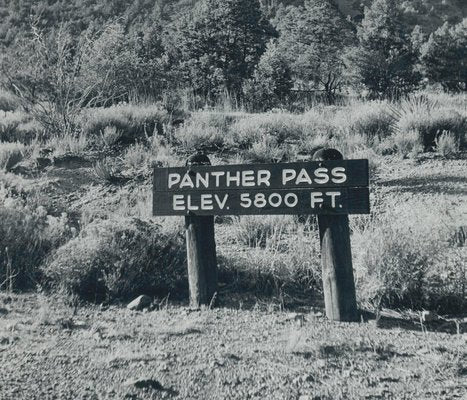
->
[380, 175, 467, 196]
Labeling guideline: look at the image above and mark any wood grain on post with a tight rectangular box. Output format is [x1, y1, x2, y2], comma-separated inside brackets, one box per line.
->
[185, 153, 218, 308]
[313, 148, 359, 322]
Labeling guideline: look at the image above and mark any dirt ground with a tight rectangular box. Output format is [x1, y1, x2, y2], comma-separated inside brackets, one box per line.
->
[1, 150, 467, 399]
[1, 293, 466, 400]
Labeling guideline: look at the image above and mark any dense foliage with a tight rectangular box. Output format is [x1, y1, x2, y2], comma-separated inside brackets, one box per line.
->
[346, 0, 421, 98]
[0, 0, 465, 111]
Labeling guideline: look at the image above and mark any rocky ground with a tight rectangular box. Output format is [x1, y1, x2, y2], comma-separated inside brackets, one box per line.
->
[1, 293, 467, 400]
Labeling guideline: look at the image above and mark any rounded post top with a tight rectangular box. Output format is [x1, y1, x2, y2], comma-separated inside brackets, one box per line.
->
[186, 153, 211, 166]
[312, 148, 343, 161]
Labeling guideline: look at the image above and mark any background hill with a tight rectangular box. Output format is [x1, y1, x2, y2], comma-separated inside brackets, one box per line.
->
[1, 0, 466, 48]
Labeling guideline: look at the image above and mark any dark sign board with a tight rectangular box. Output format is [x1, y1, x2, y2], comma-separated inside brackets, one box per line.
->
[153, 160, 370, 216]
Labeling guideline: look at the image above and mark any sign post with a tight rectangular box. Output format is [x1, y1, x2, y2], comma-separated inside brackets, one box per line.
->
[153, 149, 369, 319]
[184, 154, 218, 308]
[313, 149, 359, 322]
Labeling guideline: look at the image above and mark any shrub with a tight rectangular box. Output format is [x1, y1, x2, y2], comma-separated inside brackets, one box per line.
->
[123, 143, 151, 172]
[100, 126, 123, 147]
[93, 158, 118, 183]
[391, 96, 467, 150]
[242, 135, 292, 163]
[398, 109, 466, 151]
[435, 131, 460, 157]
[174, 123, 226, 152]
[150, 136, 182, 167]
[334, 101, 393, 142]
[352, 198, 467, 313]
[0, 204, 73, 291]
[393, 129, 423, 158]
[14, 119, 43, 143]
[80, 104, 168, 144]
[328, 132, 368, 159]
[42, 217, 186, 301]
[0, 142, 25, 171]
[0, 91, 20, 112]
[233, 113, 305, 148]
[46, 132, 89, 156]
[219, 219, 321, 296]
[231, 215, 296, 248]
[172, 111, 243, 152]
[0, 111, 37, 142]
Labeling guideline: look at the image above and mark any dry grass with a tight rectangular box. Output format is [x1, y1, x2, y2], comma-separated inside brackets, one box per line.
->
[0, 142, 25, 171]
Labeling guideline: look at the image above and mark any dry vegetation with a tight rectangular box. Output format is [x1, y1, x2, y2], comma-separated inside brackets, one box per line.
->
[0, 89, 466, 399]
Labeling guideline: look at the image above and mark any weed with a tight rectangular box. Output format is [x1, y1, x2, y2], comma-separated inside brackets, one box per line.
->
[81, 104, 168, 144]
[47, 132, 88, 156]
[434, 131, 459, 157]
[100, 125, 122, 147]
[0, 142, 25, 171]
[393, 129, 423, 158]
[93, 158, 118, 183]
[123, 143, 151, 172]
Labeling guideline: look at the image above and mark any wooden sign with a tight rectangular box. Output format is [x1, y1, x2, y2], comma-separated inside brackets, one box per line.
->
[153, 160, 369, 216]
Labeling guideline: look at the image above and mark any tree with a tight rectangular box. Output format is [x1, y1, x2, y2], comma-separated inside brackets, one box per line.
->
[242, 41, 293, 111]
[80, 23, 140, 105]
[0, 23, 97, 135]
[79, 22, 172, 105]
[273, 0, 355, 102]
[171, 0, 275, 102]
[420, 19, 467, 92]
[347, 0, 421, 98]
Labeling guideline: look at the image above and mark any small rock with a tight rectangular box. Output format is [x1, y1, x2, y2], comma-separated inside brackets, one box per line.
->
[0, 307, 8, 316]
[127, 295, 151, 311]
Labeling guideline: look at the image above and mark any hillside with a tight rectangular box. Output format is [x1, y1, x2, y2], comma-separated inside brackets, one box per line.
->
[1, 0, 466, 47]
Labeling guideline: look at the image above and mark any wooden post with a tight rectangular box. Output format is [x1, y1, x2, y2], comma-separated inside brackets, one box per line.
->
[313, 148, 359, 322]
[185, 153, 218, 308]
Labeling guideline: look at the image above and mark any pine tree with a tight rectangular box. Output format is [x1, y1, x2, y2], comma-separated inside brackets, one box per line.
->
[420, 19, 467, 92]
[171, 0, 275, 102]
[348, 0, 421, 98]
[274, 0, 354, 102]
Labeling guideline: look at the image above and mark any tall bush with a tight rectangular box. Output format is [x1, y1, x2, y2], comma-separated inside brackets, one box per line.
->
[347, 0, 420, 98]
[42, 217, 186, 301]
[353, 198, 467, 313]
[243, 42, 293, 111]
[0, 203, 72, 291]
[420, 19, 467, 92]
[171, 0, 275, 101]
